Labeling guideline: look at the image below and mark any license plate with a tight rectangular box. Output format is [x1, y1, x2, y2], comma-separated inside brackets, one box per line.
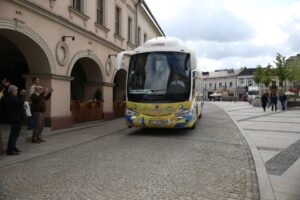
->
[149, 119, 169, 125]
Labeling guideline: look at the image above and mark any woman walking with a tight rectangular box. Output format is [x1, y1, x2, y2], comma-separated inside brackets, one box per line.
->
[261, 92, 269, 112]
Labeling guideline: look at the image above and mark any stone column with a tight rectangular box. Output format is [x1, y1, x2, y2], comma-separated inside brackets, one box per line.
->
[24, 74, 73, 130]
[102, 82, 115, 120]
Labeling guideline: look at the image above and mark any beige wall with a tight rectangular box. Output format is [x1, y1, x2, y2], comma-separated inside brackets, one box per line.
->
[0, 0, 163, 129]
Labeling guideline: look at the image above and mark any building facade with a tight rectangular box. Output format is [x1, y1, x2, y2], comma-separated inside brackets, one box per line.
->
[202, 69, 242, 100]
[0, 0, 164, 129]
[236, 68, 257, 99]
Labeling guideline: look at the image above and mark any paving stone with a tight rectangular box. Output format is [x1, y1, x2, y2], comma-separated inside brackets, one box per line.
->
[266, 139, 300, 175]
[0, 103, 259, 200]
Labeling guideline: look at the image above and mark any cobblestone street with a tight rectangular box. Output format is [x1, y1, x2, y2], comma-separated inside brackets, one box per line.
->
[0, 103, 259, 200]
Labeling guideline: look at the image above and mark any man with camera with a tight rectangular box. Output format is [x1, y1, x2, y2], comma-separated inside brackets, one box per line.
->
[30, 86, 53, 143]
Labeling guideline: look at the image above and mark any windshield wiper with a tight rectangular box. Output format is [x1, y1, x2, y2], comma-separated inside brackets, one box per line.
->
[149, 89, 167, 94]
[150, 89, 166, 92]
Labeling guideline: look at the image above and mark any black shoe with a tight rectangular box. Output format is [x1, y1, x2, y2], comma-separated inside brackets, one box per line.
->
[14, 148, 21, 153]
[7, 152, 20, 156]
[37, 138, 45, 142]
[32, 140, 41, 143]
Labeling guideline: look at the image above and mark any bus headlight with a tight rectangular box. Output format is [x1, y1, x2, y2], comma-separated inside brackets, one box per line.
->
[125, 109, 137, 116]
[175, 108, 192, 117]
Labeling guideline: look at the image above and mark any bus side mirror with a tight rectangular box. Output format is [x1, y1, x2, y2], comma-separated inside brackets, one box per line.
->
[193, 71, 198, 78]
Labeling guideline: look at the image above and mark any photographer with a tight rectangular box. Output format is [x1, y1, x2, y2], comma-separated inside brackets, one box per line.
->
[30, 86, 53, 143]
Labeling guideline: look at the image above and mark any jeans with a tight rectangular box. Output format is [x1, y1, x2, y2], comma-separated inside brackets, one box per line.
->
[6, 121, 21, 154]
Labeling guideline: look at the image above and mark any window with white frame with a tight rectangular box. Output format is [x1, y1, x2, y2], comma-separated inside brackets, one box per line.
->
[128, 17, 133, 43]
[115, 6, 121, 36]
[218, 82, 222, 88]
[229, 82, 233, 87]
[239, 79, 244, 85]
[209, 83, 212, 88]
[247, 80, 252, 86]
[73, 0, 83, 12]
[97, 0, 104, 25]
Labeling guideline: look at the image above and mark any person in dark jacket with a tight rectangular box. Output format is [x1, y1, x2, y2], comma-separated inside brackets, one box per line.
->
[5, 85, 26, 155]
[270, 93, 278, 111]
[30, 86, 53, 143]
[0, 78, 11, 123]
[261, 92, 269, 112]
[279, 93, 287, 111]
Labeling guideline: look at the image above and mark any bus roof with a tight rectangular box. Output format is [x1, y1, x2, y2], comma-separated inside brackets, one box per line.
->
[134, 37, 194, 54]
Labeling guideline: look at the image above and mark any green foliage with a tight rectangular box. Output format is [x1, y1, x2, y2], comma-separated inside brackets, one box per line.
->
[253, 65, 264, 95]
[274, 53, 288, 91]
[286, 57, 300, 81]
[253, 65, 263, 85]
[262, 65, 272, 87]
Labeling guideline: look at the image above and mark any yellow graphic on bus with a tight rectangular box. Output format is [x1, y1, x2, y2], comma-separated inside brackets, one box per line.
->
[125, 100, 200, 128]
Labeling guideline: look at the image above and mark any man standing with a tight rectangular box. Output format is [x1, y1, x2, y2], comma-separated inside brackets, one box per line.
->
[30, 86, 53, 143]
[5, 85, 26, 155]
[26, 77, 40, 130]
[279, 93, 287, 111]
[29, 77, 40, 95]
[270, 93, 278, 111]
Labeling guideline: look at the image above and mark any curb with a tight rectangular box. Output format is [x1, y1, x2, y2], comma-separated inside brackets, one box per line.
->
[212, 103, 276, 200]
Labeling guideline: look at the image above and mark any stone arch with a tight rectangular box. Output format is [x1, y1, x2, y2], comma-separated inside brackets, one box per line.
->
[68, 51, 105, 123]
[67, 50, 106, 82]
[0, 18, 56, 74]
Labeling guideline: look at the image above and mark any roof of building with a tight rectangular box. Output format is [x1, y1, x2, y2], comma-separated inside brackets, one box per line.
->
[142, 1, 165, 36]
[237, 68, 256, 76]
[287, 53, 300, 62]
[202, 68, 242, 79]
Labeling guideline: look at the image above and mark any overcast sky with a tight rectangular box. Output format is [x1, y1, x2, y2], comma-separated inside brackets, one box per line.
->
[145, 0, 300, 71]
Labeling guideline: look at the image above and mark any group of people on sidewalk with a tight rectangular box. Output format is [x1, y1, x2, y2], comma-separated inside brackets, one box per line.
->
[0, 77, 53, 156]
[261, 91, 287, 112]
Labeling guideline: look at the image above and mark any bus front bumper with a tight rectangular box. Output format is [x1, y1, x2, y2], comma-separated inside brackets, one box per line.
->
[125, 114, 194, 128]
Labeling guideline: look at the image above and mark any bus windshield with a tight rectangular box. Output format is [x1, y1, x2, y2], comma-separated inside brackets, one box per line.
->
[127, 52, 191, 103]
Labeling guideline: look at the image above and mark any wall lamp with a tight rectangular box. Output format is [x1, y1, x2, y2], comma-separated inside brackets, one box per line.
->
[62, 36, 75, 41]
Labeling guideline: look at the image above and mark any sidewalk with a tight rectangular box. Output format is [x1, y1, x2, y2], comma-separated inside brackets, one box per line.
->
[212, 101, 300, 200]
[0, 118, 127, 168]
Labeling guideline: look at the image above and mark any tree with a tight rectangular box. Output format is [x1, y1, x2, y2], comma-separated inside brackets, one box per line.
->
[253, 65, 264, 95]
[274, 53, 288, 92]
[262, 65, 272, 88]
[286, 55, 300, 86]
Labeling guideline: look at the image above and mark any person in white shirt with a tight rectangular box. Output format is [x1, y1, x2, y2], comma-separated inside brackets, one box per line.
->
[27, 77, 40, 130]
[29, 77, 40, 95]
